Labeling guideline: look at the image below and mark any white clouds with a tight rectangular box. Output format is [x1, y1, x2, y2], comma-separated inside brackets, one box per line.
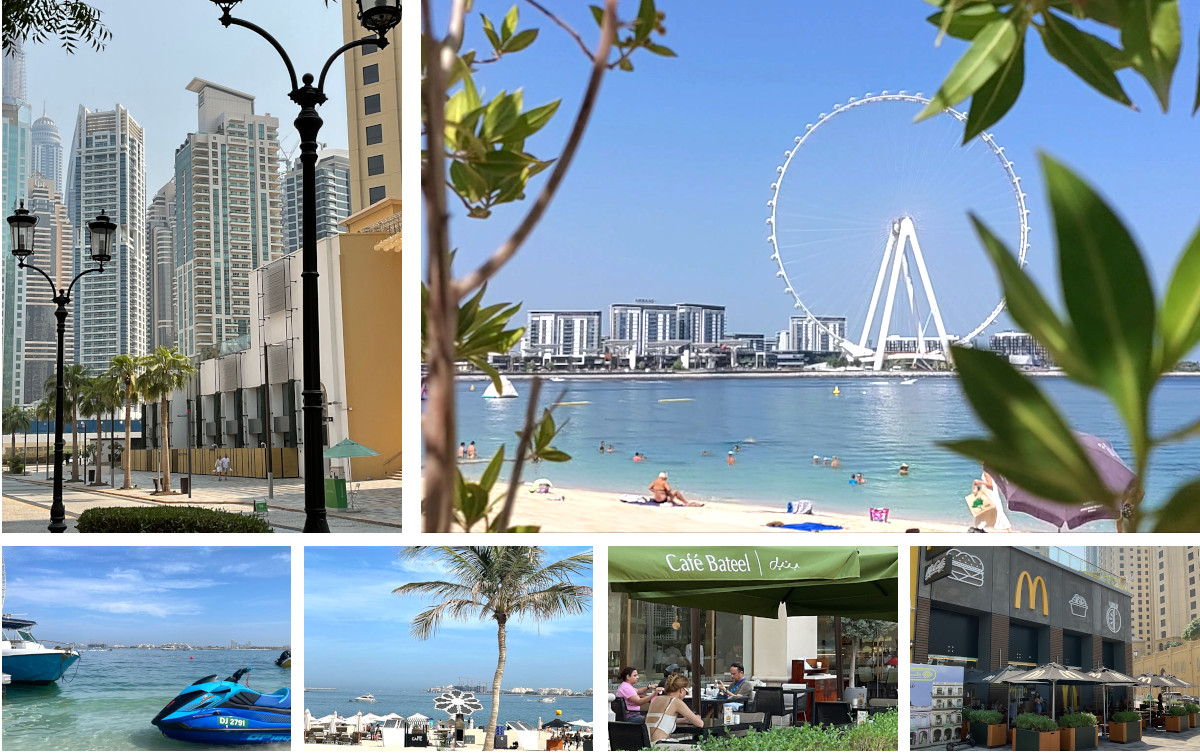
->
[88, 600, 203, 618]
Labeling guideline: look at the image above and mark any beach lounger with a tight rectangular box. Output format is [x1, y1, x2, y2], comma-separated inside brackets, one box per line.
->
[771, 522, 844, 532]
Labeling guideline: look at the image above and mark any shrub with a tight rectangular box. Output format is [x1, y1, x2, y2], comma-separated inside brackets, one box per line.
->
[1184, 702, 1199, 714]
[1058, 712, 1097, 729]
[76, 506, 273, 533]
[1111, 711, 1141, 723]
[5, 454, 25, 474]
[1166, 705, 1188, 717]
[1014, 713, 1058, 732]
[968, 709, 1003, 725]
[696, 710, 897, 751]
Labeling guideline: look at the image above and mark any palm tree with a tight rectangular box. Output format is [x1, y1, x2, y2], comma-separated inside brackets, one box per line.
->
[43, 364, 91, 481]
[34, 397, 52, 469]
[2, 405, 34, 460]
[80, 375, 122, 485]
[104, 354, 140, 489]
[138, 346, 196, 494]
[393, 547, 592, 751]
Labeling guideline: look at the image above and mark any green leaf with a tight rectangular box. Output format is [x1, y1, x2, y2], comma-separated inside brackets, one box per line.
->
[1159, 222, 1200, 369]
[1039, 12, 1132, 105]
[944, 346, 1112, 503]
[478, 445, 505, 492]
[537, 449, 571, 463]
[1043, 154, 1156, 443]
[1081, 32, 1133, 71]
[963, 30, 1025, 141]
[449, 160, 489, 203]
[1053, 0, 1122, 27]
[926, 5, 1005, 42]
[634, 0, 656, 42]
[501, 4, 518, 42]
[505, 525, 542, 533]
[502, 28, 538, 53]
[643, 41, 677, 57]
[969, 215, 1096, 384]
[1151, 479, 1200, 532]
[1121, 0, 1181, 111]
[918, 17, 1020, 120]
[617, 56, 634, 72]
[590, 5, 605, 26]
[482, 93, 520, 141]
[480, 14, 501, 53]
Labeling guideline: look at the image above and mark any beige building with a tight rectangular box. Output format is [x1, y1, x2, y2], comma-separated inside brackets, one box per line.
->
[341, 2, 402, 214]
[1098, 547, 1200, 655]
[1133, 637, 1200, 688]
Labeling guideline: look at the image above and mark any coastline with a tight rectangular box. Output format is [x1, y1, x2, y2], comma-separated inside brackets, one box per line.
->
[450, 370, 1200, 382]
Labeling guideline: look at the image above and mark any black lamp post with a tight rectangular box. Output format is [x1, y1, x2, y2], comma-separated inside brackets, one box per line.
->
[7, 202, 115, 532]
[207, 0, 401, 533]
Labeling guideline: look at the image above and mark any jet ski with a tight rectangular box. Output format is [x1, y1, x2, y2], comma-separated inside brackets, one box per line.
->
[151, 667, 291, 744]
[274, 650, 291, 669]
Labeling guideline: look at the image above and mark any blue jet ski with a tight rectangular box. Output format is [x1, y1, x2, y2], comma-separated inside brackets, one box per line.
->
[152, 667, 291, 745]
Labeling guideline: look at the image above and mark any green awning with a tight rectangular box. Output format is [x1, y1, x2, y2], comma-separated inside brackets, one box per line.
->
[609, 546, 897, 619]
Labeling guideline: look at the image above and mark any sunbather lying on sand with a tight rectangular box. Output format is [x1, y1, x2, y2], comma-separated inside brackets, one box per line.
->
[648, 472, 703, 507]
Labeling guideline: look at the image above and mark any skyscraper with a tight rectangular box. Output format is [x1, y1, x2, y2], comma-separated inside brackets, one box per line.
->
[67, 104, 149, 372]
[2, 44, 33, 407]
[147, 179, 177, 350]
[3, 39, 27, 101]
[281, 149, 351, 255]
[173, 79, 282, 357]
[340, 2, 401, 214]
[31, 112, 63, 194]
[1097, 547, 1200, 654]
[22, 172, 73, 404]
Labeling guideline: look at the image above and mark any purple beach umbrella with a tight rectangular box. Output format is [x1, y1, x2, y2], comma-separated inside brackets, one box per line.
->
[986, 433, 1139, 531]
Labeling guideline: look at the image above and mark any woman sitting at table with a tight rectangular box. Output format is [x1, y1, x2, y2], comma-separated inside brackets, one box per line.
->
[645, 673, 705, 744]
[616, 667, 659, 724]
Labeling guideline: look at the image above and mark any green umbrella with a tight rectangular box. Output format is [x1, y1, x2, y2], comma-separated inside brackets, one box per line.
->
[323, 438, 380, 459]
[608, 546, 897, 619]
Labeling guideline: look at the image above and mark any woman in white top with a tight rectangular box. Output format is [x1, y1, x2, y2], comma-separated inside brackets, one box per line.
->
[644, 673, 704, 744]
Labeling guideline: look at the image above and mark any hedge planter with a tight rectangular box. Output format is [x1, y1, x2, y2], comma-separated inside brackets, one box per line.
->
[1190, 713, 1197, 728]
[1059, 726, 1096, 751]
[970, 722, 1007, 748]
[1013, 729, 1059, 751]
[1109, 720, 1140, 744]
[1165, 715, 1187, 733]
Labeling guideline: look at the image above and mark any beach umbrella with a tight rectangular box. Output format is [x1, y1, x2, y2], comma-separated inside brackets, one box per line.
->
[1086, 668, 1140, 727]
[567, 719, 589, 727]
[323, 438, 380, 493]
[543, 718, 568, 729]
[986, 433, 1137, 530]
[304, 709, 312, 733]
[1163, 674, 1192, 688]
[1006, 662, 1097, 719]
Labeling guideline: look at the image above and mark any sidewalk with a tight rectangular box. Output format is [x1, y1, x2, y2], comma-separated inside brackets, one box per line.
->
[962, 724, 1200, 751]
[2, 465, 401, 532]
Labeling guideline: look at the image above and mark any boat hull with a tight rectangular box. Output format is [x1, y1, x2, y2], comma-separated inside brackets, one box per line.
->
[155, 708, 291, 744]
[2, 650, 79, 684]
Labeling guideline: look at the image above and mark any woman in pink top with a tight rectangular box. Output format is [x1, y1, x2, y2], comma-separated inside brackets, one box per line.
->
[616, 667, 659, 724]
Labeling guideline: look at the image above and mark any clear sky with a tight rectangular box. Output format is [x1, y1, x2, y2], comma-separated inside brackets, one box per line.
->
[305, 547, 593, 691]
[443, 1, 1200, 344]
[2, 546, 291, 646]
[19, 0, 353, 195]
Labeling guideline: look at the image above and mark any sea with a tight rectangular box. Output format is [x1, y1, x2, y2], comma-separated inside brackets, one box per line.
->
[449, 375, 1200, 531]
[1, 649, 291, 751]
[303, 688, 593, 728]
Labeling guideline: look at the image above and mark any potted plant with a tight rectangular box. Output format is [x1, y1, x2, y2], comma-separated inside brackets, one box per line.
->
[961, 707, 972, 742]
[1109, 711, 1141, 743]
[1185, 702, 1199, 728]
[1165, 704, 1189, 732]
[967, 709, 1006, 748]
[1013, 713, 1059, 751]
[1057, 712, 1097, 751]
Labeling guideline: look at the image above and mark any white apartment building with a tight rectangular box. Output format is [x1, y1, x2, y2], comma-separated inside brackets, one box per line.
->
[31, 112, 62, 192]
[676, 303, 725, 345]
[610, 302, 679, 357]
[282, 150, 351, 255]
[522, 310, 601, 358]
[147, 179, 177, 350]
[788, 315, 847, 352]
[21, 172, 72, 404]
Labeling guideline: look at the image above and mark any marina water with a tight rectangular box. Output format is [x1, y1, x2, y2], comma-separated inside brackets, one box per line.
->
[2, 649, 290, 751]
[303, 688, 592, 727]
[450, 375, 1200, 531]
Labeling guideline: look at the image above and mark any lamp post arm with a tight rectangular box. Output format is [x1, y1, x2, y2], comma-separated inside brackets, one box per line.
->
[16, 259, 58, 293]
[219, 13, 300, 92]
[65, 264, 106, 301]
[318, 36, 384, 94]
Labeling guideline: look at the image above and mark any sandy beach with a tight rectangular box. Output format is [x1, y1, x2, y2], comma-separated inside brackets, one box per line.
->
[424, 481, 965, 533]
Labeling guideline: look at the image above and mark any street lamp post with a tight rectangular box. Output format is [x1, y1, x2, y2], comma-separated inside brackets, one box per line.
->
[7, 203, 116, 532]
[207, 0, 401, 533]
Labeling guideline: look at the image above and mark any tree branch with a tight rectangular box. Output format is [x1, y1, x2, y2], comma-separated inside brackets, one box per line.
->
[521, 0, 593, 59]
[440, 0, 468, 78]
[495, 377, 543, 532]
[452, 0, 617, 298]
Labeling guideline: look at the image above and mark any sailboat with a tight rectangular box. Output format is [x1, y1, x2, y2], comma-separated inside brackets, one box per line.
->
[482, 375, 518, 399]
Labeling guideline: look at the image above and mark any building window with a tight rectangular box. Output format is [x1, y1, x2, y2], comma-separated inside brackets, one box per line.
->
[361, 41, 378, 55]
[368, 185, 386, 205]
[367, 155, 385, 176]
[362, 64, 379, 85]
[364, 94, 381, 115]
[365, 124, 383, 145]
[1161, 607, 1166, 615]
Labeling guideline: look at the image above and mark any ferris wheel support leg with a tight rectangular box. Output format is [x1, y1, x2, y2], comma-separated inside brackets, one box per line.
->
[903, 217, 953, 366]
[900, 253, 924, 355]
[872, 232, 908, 371]
[859, 224, 898, 350]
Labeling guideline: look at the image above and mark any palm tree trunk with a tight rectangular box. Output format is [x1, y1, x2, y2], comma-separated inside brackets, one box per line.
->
[122, 385, 132, 489]
[70, 405, 80, 481]
[161, 397, 173, 492]
[484, 616, 508, 751]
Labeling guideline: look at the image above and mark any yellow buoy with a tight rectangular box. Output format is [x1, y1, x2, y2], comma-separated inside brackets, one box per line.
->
[833, 386, 840, 395]
[470, 385, 475, 391]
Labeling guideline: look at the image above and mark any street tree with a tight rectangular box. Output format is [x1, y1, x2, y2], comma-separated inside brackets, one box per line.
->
[137, 347, 196, 495]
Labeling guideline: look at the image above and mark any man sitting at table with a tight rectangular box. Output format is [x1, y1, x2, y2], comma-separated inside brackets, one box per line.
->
[716, 663, 753, 704]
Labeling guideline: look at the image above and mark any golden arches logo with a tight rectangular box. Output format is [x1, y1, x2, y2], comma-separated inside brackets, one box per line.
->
[1014, 571, 1048, 616]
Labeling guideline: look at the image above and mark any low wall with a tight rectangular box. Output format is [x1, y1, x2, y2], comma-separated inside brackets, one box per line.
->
[127, 447, 300, 478]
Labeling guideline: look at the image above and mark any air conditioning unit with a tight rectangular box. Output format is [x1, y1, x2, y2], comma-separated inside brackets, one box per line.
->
[204, 421, 216, 436]
[247, 418, 262, 434]
[224, 420, 238, 434]
[272, 416, 290, 432]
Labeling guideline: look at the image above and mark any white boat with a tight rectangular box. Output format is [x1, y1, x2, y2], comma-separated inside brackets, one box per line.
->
[539, 697, 556, 703]
[901, 378, 918, 385]
[482, 375, 518, 399]
[2, 616, 80, 684]
[351, 692, 377, 702]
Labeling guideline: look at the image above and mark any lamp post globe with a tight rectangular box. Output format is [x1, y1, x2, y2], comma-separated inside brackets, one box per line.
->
[356, 0, 402, 38]
[7, 201, 38, 262]
[87, 211, 116, 265]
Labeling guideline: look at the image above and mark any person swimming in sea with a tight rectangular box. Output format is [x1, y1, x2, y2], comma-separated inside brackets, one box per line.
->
[813, 455, 820, 465]
[632, 452, 645, 462]
[899, 463, 909, 476]
[831, 455, 840, 468]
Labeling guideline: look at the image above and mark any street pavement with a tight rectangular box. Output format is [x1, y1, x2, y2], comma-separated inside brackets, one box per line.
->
[960, 724, 1200, 751]
[1, 466, 401, 533]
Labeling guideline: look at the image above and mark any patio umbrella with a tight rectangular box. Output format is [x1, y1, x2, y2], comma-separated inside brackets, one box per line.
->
[433, 690, 483, 717]
[1163, 674, 1193, 688]
[304, 709, 312, 733]
[1086, 668, 1140, 727]
[986, 432, 1137, 530]
[567, 719, 590, 727]
[323, 438, 380, 493]
[1006, 662, 1097, 719]
[543, 718, 568, 729]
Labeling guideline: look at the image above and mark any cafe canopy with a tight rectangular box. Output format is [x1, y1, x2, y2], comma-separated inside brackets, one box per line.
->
[608, 546, 897, 619]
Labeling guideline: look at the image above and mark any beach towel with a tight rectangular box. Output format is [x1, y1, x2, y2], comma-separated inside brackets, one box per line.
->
[619, 495, 660, 505]
[772, 522, 844, 532]
[787, 500, 814, 514]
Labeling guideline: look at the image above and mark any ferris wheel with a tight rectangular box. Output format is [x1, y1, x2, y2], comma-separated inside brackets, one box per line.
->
[766, 91, 1030, 369]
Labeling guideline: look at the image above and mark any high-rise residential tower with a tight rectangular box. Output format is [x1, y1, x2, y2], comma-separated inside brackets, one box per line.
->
[147, 179, 177, 350]
[341, 2, 401, 214]
[22, 172, 73, 404]
[2, 45, 33, 407]
[1097, 547, 1200, 655]
[173, 79, 282, 357]
[3, 39, 27, 101]
[31, 111, 63, 191]
[66, 104, 149, 372]
[281, 149, 351, 255]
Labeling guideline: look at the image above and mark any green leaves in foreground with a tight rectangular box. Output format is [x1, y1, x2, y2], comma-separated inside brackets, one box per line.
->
[420, 282, 524, 394]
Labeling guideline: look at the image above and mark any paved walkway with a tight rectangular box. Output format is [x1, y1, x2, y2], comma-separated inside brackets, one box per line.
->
[960, 724, 1200, 750]
[2, 465, 401, 532]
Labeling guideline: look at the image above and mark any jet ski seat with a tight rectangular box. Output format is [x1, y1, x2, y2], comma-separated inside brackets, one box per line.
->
[258, 689, 291, 710]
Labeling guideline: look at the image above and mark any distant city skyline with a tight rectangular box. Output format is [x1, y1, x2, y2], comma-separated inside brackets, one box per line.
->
[2, 547, 290, 646]
[305, 547, 593, 691]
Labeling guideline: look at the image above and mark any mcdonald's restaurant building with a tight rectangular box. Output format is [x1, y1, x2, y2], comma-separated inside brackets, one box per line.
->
[912, 547, 1133, 708]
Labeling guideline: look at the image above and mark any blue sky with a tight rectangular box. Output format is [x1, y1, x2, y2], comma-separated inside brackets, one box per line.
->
[443, 1, 1200, 343]
[305, 547, 593, 691]
[18, 0, 353, 194]
[2, 546, 291, 645]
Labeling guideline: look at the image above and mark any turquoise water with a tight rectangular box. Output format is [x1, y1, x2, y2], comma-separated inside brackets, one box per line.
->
[2, 649, 291, 751]
[303, 688, 592, 727]
[449, 375, 1200, 531]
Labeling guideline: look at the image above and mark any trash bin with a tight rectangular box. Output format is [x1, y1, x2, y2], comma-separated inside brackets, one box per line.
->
[324, 476, 348, 508]
[180, 477, 190, 494]
[88, 469, 95, 483]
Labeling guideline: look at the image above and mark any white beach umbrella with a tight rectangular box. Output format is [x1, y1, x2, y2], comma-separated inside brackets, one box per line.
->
[362, 713, 384, 723]
[304, 709, 312, 731]
[567, 719, 589, 727]
[384, 713, 405, 720]
[406, 712, 431, 723]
